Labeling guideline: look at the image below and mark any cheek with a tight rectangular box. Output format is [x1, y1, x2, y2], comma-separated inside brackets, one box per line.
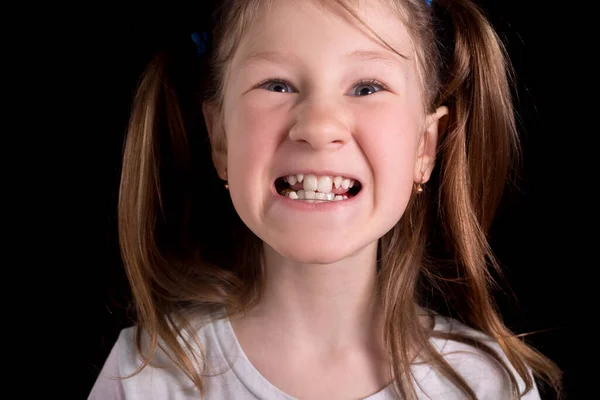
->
[355, 103, 420, 214]
[356, 103, 420, 176]
[224, 100, 288, 214]
[225, 100, 283, 173]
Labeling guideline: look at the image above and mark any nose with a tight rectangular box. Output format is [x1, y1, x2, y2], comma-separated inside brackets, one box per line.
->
[288, 98, 351, 150]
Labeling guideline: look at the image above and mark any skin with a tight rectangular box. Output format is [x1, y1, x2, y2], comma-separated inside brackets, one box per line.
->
[203, 0, 447, 397]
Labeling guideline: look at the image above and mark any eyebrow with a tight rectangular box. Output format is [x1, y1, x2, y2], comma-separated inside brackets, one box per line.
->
[239, 49, 409, 69]
[348, 49, 409, 64]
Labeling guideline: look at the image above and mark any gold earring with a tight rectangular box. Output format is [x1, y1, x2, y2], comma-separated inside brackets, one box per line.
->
[414, 182, 424, 194]
[414, 171, 425, 194]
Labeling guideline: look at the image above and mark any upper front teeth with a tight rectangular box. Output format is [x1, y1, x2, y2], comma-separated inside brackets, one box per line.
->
[285, 174, 356, 193]
[317, 176, 333, 193]
[303, 175, 319, 191]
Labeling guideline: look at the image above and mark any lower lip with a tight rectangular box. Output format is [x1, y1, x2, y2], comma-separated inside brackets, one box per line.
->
[271, 186, 363, 211]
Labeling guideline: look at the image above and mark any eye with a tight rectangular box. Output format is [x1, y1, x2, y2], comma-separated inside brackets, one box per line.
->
[352, 79, 387, 97]
[259, 78, 295, 93]
[256, 78, 388, 96]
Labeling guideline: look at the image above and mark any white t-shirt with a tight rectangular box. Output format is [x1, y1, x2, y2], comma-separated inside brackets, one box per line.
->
[88, 307, 540, 399]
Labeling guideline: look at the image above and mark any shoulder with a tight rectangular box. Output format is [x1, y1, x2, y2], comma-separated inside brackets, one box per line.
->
[415, 315, 540, 400]
[88, 308, 227, 400]
[87, 328, 134, 400]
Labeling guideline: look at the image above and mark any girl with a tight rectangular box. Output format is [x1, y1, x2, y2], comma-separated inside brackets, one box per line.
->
[89, 0, 562, 399]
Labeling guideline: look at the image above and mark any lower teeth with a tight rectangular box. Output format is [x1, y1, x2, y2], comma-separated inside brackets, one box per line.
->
[282, 189, 348, 201]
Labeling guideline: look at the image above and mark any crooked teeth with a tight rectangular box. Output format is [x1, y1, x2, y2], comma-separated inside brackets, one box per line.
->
[283, 173, 357, 195]
[333, 176, 343, 189]
[285, 190, 348, 201]
[302, 174, 354, 193]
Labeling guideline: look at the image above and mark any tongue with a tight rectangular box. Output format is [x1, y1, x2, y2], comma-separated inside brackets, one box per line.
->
[289, 182, 350, 195]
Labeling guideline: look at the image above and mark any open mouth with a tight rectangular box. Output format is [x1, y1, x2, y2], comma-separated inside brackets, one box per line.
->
[275, 174, 362, 201]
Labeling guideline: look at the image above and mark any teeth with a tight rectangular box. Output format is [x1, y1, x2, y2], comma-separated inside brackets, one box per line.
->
[284, 173, 357, 193]
[282, 189, 352, 201]
[333, 176, 343, 189]
[317, 176, 333, 194]
[303, 175, 318, 191]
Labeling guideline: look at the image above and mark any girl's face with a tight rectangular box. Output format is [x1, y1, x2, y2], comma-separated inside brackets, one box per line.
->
[205, 0, 446, 264]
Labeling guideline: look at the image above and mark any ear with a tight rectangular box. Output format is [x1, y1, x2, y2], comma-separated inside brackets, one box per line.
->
[202, 101, 228, 180]
[414, 106, 449, 184]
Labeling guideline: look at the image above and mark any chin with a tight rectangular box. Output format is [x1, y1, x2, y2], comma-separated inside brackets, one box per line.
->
[267, 235, 369, 265]
[281, 251, 348, 265]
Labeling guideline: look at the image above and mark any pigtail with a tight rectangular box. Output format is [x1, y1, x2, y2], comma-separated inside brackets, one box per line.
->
[426, 0, 562, 397]
[117, 35, 248, 396]
[434, 0, 517, 231]
[118, 50, 204, 392]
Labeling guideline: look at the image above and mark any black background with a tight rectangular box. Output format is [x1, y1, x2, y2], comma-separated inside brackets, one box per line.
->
[61, 1, 585, 398]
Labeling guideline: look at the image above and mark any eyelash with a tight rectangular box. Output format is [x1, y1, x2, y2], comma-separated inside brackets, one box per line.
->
[256, 77, 388, 94]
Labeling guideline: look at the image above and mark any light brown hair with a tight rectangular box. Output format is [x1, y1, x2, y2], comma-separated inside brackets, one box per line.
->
[118, 0, 562, 398]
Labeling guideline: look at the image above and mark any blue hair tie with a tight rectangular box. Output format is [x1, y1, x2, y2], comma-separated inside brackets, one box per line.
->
[425, 0, 432, 5]
[191, 31, 209, 57]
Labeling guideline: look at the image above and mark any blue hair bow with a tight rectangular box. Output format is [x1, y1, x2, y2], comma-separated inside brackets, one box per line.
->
[191, 31, 209, 57]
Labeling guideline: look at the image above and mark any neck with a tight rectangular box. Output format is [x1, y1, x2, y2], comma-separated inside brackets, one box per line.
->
[235, 241, 385, 357]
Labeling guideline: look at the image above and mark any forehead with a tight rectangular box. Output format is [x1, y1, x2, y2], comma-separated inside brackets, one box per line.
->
[230, 0, 414, 71]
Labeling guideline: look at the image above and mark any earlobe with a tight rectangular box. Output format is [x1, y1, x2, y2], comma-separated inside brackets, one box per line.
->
[414, 106, 449, 184]
[213, 150, 228, 181]
[202, 101, 228, 179]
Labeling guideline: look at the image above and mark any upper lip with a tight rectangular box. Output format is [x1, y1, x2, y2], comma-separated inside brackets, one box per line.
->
[275, 170, 362, 183]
